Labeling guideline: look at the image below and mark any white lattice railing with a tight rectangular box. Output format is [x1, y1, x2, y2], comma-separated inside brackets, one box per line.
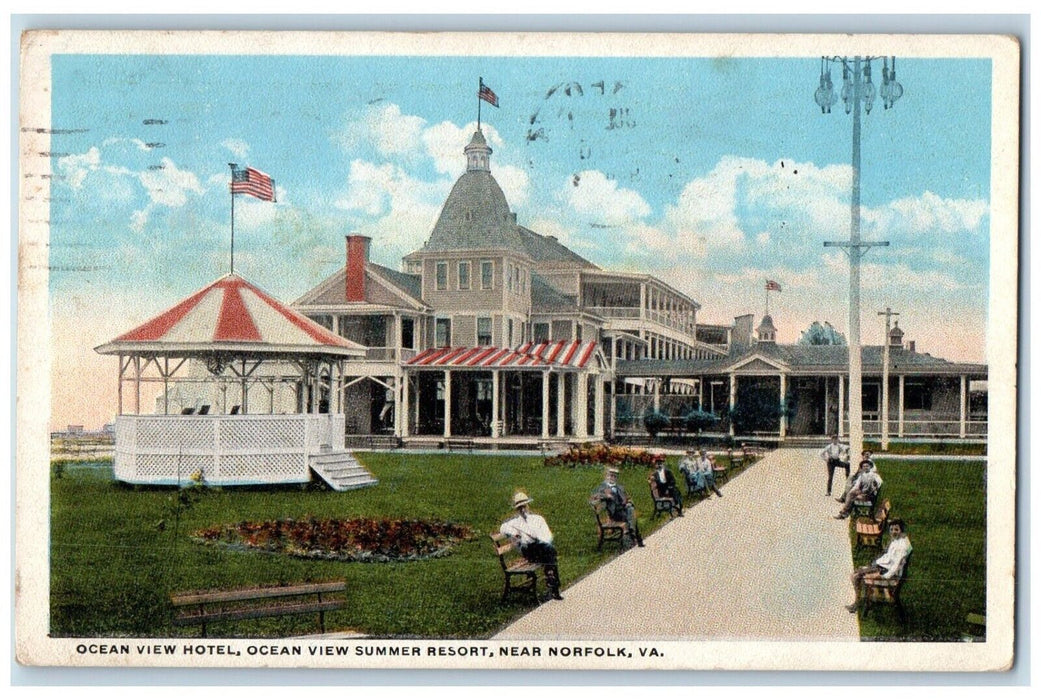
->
[114, 414, 346, 485]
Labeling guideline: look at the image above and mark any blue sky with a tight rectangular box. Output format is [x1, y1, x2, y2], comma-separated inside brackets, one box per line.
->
[47, 53, 992, 428]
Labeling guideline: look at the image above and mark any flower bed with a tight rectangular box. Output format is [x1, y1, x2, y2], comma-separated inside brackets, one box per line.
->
[544, 444, 665, 469]
[192, 517, 474, 563]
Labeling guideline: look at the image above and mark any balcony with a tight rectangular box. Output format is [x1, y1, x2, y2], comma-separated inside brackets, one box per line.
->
[586, 307, 695, 334]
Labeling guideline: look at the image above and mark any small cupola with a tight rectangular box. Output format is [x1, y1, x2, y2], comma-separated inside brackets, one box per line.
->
[756, 314, 777, 344]
[464, 130, 492, 172]
[888, 321, 905, 348]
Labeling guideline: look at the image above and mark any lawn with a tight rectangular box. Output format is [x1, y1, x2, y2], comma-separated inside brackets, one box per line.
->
[850, 458, 987, 641]
[50, 452, 748, 639]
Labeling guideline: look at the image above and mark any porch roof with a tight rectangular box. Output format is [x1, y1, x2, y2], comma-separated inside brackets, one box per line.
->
[406, 339, 599, 371]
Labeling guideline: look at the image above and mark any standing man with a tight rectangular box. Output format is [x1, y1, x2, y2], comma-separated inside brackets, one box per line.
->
[592, 467, 645, 547]
[500, 491, 563, 600]
[820, 435, 850, 497]
[847, 519, 912, 612]
[650, 457, 684, 516]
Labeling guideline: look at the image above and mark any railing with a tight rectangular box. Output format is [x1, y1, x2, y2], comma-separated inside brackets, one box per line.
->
[587, 306, 694, 334]
[113, 413, 346, 485]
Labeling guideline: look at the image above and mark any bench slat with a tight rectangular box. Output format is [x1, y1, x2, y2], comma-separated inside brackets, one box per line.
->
[172, 581, 346, 607]
[173, 599, 343, 626]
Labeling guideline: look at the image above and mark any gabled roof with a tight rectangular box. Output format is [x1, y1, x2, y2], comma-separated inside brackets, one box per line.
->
[293, 264, 426, 310]
[95, 273, 365, 357]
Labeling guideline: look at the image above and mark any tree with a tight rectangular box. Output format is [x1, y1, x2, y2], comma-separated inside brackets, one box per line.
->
[798, 321, 847, 346]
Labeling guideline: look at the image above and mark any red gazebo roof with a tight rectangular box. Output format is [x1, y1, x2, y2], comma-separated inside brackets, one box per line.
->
[95, 273, 365, 358]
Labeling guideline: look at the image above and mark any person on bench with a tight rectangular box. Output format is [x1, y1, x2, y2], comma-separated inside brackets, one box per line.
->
[592, 467, 644, 547]
[836, 450, 875, 502]
[500, 491, 563, 600]
[650, 457, 683, 516]
[697, 449, 724, 498]
[835, 459, 882, 519]
[679, 449, 700, 494]
[820, 435, 850, 497]
[846, 519, 912, 612]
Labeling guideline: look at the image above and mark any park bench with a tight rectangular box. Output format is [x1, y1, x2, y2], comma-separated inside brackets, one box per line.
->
[590, 501, 629, 550]
[713, 453, 731, 484]
[858, 550, 912, 622]
[854, 499, 891, 552]
[490, 532, 543, 604]
[647, 474, 681, 519]
[444, 437, 475, 452]
[171, 581, 346, 638]
[852, 484, 883, 519]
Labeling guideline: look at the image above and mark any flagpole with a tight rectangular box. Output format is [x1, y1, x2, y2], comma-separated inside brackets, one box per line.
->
[228, 163, 236, 274]
[477, 77, 482, 131]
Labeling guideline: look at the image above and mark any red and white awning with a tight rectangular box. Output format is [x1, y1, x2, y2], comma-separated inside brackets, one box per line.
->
[406, 339, 599, 371]
[95, 273, 366, 358]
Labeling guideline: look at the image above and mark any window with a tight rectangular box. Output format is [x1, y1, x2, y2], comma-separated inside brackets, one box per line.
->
[435, 262, 447, 291]
[904, 381, 933, 410]
[401, 318, 415, 349]
[506, 264, 513, 293]
[435, 318, 451, 347]
[507, 318, 514, 347]
[533, 322, 550, 342]
[458, 261, 471, 290]
[481, 260, 493, 289]
[477, 317, 492, 346]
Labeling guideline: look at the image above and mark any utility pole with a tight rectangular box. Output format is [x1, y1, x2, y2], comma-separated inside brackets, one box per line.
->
[878, 306, 899, 450]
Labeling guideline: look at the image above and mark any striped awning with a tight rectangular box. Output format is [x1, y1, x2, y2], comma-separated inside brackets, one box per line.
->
[406, 339, 599, 371]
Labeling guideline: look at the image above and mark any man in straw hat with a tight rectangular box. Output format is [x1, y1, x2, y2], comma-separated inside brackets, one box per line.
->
[500, 491, 563, 600]
[591, 466, 645, 547]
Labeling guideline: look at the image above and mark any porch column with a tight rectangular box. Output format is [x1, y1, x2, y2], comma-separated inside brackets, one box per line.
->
[576, 373, 589, 439]
[653, 378, 660, 412]
[838, 374, 845, 438]
[609, 377, 617, 439]
[400, 375, 410, 437]
[491, 370, 500, 438]
[779, 373, 787, 438]
[959, 374, 967, 438]
[163, 357, 170, 415]
[824, 377, 831, 435]
[594, 377, 605, 438]
[556, 373, 566, 438]
[443, 370, 452, 438]
[698, 376, 704, 412]
[134, 356, 141, 414]
[541, 371, 550, 440]
[118, 354, 124, 415]
[898, 375, 905, 437]
[639, 283, 647, 321]
[728, 373, 736, 437]
[394, 376, 404, 437]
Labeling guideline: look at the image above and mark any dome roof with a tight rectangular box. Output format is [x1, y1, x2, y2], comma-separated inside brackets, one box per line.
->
[758, 314, 777, 331]
[423, 130, 528, 254]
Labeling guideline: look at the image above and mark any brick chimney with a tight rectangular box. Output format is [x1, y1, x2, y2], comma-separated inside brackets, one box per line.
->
[907, 340, 916, 353]
[345, 234, 371, 302]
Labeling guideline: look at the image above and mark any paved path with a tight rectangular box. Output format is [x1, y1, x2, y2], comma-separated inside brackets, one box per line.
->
[495, 448, 860, 641]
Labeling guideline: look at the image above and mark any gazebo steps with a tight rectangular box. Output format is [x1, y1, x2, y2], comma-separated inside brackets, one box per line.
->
[309, 452, 379, 492]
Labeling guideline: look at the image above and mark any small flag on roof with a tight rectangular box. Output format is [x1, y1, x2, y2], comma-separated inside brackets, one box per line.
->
[230, 166, 276, 202]
[478, 80, 499, 108]
[765, 280, 782, 292]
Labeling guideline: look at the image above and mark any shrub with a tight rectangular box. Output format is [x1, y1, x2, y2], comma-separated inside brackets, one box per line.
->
[642, 411, 670, 438]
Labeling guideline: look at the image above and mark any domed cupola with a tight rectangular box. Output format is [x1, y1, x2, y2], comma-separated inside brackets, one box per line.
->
[757, 314, 777, 344]
[423, 129, 527, 254]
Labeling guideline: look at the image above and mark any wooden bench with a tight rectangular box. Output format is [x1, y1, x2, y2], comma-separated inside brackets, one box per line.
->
[852, 484, 883, 519]
[859, 550, 912, 622]
[590, 501, 629, 550]
[713, 454, 731, 484]
[444, 437, 475, 452]
[490, 533, 542, 603]
[854, 499, 891, 551]
[647, 475, 681, 519]
[171, 581, 346, 637]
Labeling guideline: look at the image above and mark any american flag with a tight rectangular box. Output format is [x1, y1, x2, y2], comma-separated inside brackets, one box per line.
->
[230, 166, 276, 202]
[765, 280, 782, 292]
[478, 81, 499, 108]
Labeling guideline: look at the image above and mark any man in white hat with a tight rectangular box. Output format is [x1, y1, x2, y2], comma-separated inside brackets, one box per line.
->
[591, 467, 645, 547]
[500, 491, 563, 600]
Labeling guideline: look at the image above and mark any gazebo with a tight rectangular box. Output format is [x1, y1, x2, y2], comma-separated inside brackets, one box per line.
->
[95, 273, 368, 486]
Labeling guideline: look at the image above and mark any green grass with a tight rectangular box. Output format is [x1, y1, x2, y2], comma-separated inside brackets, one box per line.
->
[863, 441, 987, 456]
[850, 458, 987, 641]
[51, 454, 749, 639]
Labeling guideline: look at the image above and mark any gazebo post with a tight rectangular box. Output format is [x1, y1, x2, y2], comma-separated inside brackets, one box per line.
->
[134, 356, 141, 415]
[163, 357, 170, 415]
[117, 353, 124, 416]
[240, 358, 248, 414]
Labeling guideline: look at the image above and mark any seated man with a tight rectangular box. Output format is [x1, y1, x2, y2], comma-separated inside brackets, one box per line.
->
[697, 449, 723, 498]
[500, 491, 563, 600]
[591, 467, 645, 547]
[820, 434, 850, 497]
[678, 449, 702, 495]
[650, 457, 683, 516]
[835, 460, 882, 519]
[837, 450, 875, 502]
[846, 519, 912, 612]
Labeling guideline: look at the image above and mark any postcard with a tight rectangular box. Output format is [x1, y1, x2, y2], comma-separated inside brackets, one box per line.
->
[16, 30, 1019, 671]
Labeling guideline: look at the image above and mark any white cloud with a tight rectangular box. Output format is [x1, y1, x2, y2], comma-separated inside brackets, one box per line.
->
[563, 170, 651, 226]
[137, 157, 205, 207]
[492, 164, 530, 207]
[422, 120, 506, 176]
[222, 138, 250, 159]
[57, 147, 101, 189]
[334, 160, 402, 216]
[875, 191, 989, 235]
[336, 103, 426, 159]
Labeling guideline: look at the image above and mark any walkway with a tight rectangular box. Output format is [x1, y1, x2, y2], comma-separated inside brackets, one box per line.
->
[494, 448, 860, 641]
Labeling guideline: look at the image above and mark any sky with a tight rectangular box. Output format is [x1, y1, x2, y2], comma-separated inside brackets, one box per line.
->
[45, 53, 993, 430]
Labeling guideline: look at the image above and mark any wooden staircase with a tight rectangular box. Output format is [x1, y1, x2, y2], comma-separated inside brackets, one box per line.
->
[309, 451, 379, 492]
